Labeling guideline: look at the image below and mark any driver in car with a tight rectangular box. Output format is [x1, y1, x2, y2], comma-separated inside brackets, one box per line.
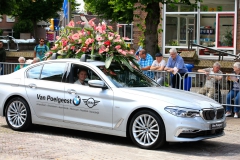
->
[74, 69, 88, 85]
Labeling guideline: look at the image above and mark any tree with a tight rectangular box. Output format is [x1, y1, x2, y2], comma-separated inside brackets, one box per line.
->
[84, 0, 201, 56]
[0, 0, 80, 37]
[0, 0, 13, 15]
[11, 0, 63, 37]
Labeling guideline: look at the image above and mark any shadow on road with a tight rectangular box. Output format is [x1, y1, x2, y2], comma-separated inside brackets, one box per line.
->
[2, 123, 238, 158]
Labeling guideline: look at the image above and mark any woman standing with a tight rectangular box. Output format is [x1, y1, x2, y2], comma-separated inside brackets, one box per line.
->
[225, 62, 240, 118]
[14, 57, 27, 71]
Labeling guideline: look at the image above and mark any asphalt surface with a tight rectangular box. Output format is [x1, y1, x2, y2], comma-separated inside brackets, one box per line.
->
[0, 116, 240, 160]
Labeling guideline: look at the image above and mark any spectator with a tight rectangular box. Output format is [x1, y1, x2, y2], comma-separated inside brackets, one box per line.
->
[225, 62, 240, 118]
[14, 57, 27, 71]
[0, 40, 6, 75]
[150, 53, 166, 85]
[138, 49, 154, 79]
[197, 62, 222, 101]
[74, 69, 88, 85]
[164, 48, 188, 89]
[34, 38, 49, 61]
[32, 57, 40, 64]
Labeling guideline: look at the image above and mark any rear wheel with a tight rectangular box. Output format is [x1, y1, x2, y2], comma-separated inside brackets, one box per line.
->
[5, 97, 32, 131]
[129, 110, 166, 149]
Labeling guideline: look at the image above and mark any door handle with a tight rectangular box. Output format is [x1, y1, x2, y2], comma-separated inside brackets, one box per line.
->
[67, 89, 76, 95]
[28, 83, 37, 89]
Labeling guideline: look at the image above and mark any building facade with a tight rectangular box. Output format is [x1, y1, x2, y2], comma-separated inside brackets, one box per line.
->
[133, 0, 239, 61]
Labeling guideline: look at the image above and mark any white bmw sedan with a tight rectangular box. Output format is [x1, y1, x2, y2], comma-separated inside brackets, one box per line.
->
[0, 58, 225, 149]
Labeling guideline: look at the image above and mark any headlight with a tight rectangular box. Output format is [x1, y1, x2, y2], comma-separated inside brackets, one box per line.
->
[164, 106, 200, 118]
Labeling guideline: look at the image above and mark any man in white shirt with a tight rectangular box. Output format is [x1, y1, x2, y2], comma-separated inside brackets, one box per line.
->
[197, 62, 222, 101]
[150, 53, 166, 85]
[74, 69, 88, 85]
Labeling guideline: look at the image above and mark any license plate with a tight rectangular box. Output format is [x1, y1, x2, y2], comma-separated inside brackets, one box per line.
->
[210, 123, 223, 129]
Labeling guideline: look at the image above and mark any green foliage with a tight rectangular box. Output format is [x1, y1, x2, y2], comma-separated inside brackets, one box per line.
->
[12, 20, 34, 39]
[169, 40, 179, 46]
[223, 28, 233, 46]
[11, 0, 63, 22]
[0, 29, 3, 36]
[0, 0, 13, 15]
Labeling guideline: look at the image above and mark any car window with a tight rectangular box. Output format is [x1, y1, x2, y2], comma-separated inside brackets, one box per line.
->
[98, 65, 158, 88]
[68, 64, 102, 84]
[27, 65, 43, 79]
[40, 63, 66, 82]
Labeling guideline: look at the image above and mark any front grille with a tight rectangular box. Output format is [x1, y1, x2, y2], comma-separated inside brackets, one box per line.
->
[178, 128, 224, 138]
[216, 108, 224, 119]
[201, 108, 225, 120]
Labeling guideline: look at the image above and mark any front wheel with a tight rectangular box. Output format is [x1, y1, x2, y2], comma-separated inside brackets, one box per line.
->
[129, 110, 166, 149]
[5, 97, 32, 131]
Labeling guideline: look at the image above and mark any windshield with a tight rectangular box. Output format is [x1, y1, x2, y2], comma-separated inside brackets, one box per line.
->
[98, 65, 159, 88]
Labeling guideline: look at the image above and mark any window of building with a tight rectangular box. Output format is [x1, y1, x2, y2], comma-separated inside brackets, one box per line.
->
[217, 14, 234, 48]
[165, 14, 197, 50]
[117, 23, 133, 44]
[164, 0, 236, 56]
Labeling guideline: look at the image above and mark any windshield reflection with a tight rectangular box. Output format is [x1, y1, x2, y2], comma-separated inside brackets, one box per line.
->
[98, 65, 159, 88]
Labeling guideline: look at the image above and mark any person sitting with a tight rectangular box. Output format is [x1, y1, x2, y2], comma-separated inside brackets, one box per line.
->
[197, 62, 222, 102]
[138, 49, 154, 79]
[74, 69, 88, 85]
[14, 57, 28, 71]
[150, 53, 166, 85]
[225, 62, 240, 118]
[164, 48, 188, 90]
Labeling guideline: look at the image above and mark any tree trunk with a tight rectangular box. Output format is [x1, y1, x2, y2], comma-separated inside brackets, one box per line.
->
[33, 21, 37, 39]
[144, 2, 160, 57]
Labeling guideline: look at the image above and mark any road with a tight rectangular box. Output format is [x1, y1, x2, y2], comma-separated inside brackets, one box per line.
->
[0, 116, 240, 160]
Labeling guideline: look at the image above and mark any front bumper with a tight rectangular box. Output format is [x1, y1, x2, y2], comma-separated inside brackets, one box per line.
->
[163, 114, 226, 142]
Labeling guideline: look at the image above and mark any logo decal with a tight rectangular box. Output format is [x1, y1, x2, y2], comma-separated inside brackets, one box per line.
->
[73, 95, 81, 106]
[83, 98, 100, 108]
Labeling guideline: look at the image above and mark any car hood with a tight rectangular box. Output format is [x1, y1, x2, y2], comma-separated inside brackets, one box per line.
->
[119, 87, 221, 109]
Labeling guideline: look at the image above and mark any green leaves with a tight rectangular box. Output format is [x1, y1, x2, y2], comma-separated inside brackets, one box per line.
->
[105, 55, 114, 69]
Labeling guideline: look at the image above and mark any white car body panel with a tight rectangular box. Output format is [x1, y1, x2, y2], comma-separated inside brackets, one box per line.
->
[0, 59, 226, 143]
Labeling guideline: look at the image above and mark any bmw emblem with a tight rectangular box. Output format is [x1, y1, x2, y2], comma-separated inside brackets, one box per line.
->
[73, 95, 81, 106]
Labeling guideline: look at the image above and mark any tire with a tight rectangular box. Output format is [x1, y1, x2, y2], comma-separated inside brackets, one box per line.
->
[129, 110, 166, 149]
[5, 97, 32, 131]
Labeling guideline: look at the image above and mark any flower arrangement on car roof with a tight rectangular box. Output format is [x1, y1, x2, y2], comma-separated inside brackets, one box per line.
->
[45, 18, 138, 71]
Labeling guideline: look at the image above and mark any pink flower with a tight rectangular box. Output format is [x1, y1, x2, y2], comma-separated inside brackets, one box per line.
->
[85, 38, 94, 45]
[68, 20, 75, 27]
[115, 45, 121, 50]
[99, 45, 106, 54]
[71, 46, 75, 50]
[108, 32, 115, 37]
[96, 24, 103, 33]
[108, 26, 113, 30]
[72, 33, 80, 40]
[62, 39, 68, 47]
[96, 35, 103, 41]
[123, 37, 130, 40]
[81, 47, 87, 52]
[121, 50, 127, 56]
[56, 36, 60, 40]
[88, 18, 96, 27]
[76, 21, 81, 25]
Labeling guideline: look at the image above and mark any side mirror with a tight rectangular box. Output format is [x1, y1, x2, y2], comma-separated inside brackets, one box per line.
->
[88, 80, 108, 89]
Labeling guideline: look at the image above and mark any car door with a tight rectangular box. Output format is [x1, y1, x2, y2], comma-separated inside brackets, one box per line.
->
[25, 62, 66, 121]
[63, 64, 114, 129]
